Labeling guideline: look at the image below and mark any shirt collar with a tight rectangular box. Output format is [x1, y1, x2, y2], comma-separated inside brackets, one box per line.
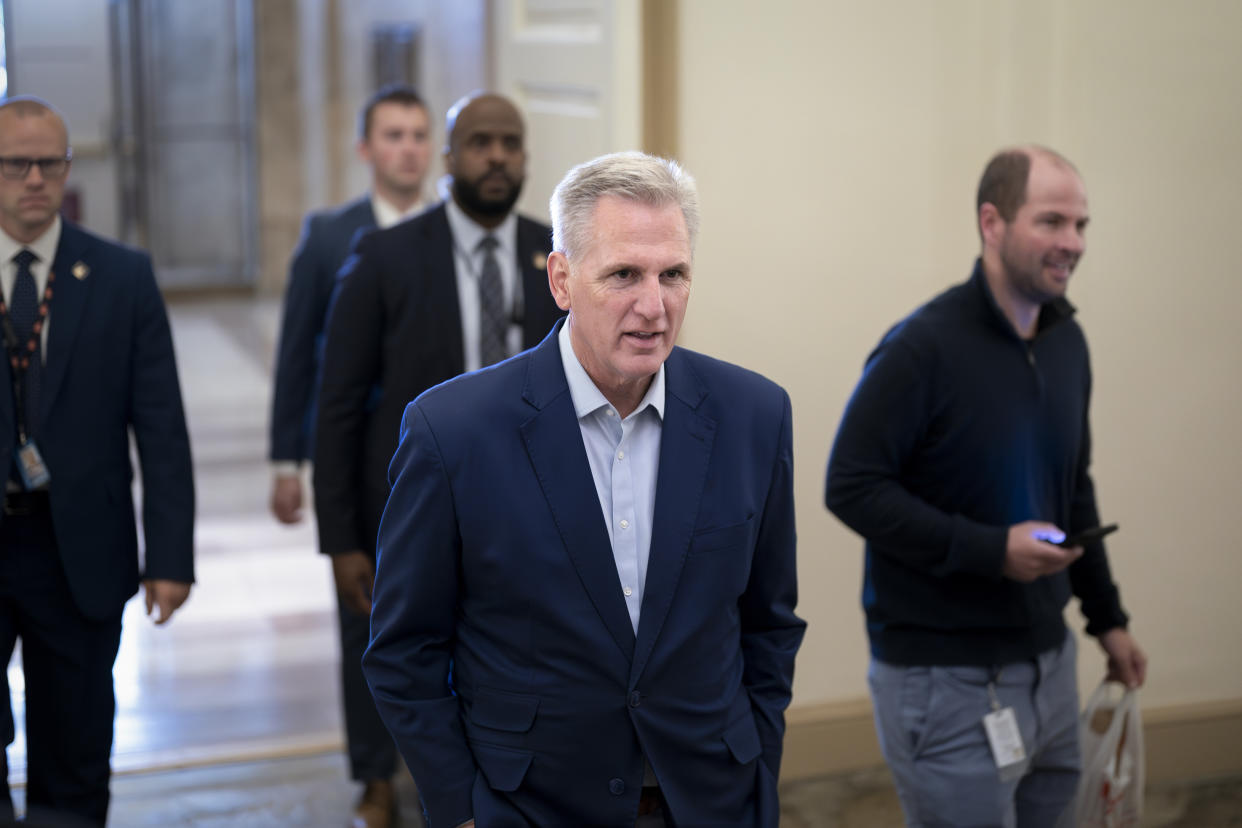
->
[970, 256, 1076, 339]
[558, 317, 665, 421]
[0, 215, 62, 269]
[370, 193, 425, 229]
[445, 195, 517, 261]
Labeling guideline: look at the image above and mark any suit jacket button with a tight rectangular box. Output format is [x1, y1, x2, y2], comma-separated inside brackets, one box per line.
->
[628, 691, 642, 708]
[609, 778, 625, 795]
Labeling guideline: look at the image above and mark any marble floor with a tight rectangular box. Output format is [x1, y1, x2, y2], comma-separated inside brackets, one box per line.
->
[4, 295, 1240, 826]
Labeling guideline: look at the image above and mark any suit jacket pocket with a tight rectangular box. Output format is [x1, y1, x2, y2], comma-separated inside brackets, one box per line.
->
[689, 515, 754, 556]
[468, 686, 540, 733]
[471, 741, 533, 792]
[722, 709, 762, 765]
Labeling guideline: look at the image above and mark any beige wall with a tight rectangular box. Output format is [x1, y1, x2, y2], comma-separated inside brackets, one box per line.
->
[672, 0, 1242, 710]
[329, 0, 489, 206]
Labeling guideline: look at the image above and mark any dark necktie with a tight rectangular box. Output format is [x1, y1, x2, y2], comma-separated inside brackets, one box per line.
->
[477, 236, 507, 367]
[10, 248, 41, 440]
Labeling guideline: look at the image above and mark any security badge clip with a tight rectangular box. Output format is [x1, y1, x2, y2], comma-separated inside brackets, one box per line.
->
[983, 676, 1028, 781]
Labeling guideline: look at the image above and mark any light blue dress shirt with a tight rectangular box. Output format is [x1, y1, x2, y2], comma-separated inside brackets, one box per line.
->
[558, 319, 665, 635]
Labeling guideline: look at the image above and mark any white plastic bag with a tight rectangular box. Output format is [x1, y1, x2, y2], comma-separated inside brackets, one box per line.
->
[1068, 681, 1144, 827]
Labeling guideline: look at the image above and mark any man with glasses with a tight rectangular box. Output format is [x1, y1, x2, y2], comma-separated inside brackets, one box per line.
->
[0, 96, 194, 826]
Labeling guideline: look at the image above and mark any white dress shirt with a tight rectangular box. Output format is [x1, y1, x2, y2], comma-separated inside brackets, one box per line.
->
[370, 193, 425, 230]
[444, 198, 521, 372]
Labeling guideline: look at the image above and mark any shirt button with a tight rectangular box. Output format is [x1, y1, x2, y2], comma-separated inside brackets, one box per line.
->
[623, 587, 632, 596]
[606, 409, 616, 417]
[609, 778, 625, 795]
[628, 691, 642, 708]
[617, 450, 625, 460]
[619, 519, 629, 530]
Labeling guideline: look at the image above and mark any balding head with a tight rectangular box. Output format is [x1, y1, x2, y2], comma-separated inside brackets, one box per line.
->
[0, 95, 70, 148]
[444, 92, 524, 153]
[976, 145, 1079, 238]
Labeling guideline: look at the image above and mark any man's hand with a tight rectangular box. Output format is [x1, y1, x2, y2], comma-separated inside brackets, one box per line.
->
[143, 580, 191, 625]
[1002, 520, 1082, 582]
[1099, 627, 1147, 689]
[332, 550, 375, 615]
[270, 474, 304, 524]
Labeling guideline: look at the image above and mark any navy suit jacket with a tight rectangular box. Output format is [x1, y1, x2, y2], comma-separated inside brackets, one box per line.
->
[313, 203, 561, 558]
[0, 221, 194, 620]
[363, 321, 805, 828]
[269, 196, 376, 463]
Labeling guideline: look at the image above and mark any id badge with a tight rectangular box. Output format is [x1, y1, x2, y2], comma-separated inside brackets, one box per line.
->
[983, 706, 1028, 781]
[16, 440, 51, 490]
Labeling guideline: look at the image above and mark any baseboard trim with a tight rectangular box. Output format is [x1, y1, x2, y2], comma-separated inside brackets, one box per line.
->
[781, 695, 1242, 785]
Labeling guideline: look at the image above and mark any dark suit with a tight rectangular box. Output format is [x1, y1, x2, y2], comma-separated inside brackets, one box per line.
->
[270, 196, 375, 464]
[363, 320, 805, 828]
[0, 221, 194, 823]
[313, 202, 561, 784]
[314, 203, 562, 559]
[269, 195, 396, 782]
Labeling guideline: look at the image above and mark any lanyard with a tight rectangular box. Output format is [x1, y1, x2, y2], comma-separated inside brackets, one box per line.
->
[0, 268, 55, 443]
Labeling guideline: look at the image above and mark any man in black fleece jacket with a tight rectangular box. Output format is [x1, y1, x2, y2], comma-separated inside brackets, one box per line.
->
[826, 146, 1145, 827]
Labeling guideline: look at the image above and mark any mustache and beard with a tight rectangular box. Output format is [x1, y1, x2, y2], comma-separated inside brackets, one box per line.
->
[453, 169, 524, 219]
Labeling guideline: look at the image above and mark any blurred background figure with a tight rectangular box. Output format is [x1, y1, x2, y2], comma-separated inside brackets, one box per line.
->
[312, 99, 562, 788]
[268, 84, 432, 828]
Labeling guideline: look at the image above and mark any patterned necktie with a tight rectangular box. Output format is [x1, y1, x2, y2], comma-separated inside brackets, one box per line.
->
[10, 248, 41, 440]
[477, 235, 508, 367]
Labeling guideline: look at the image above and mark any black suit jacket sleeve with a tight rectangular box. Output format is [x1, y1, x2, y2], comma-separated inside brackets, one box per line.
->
[270, 214, 331, 463]
[313, 236, 384, 556]
[130, 253, 196, 583]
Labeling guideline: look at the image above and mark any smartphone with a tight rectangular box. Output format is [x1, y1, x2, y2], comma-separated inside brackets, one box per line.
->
[1058, 523, 1119, 548]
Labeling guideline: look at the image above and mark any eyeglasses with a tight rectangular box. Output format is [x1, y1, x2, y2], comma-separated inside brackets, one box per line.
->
[0, 153, 73, 181]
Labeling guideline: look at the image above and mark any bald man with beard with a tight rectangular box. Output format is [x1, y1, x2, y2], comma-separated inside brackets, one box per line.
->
[313, 93, 562, 824]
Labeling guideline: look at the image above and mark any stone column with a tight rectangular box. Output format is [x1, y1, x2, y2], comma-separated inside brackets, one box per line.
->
[253, 0, 305, 295]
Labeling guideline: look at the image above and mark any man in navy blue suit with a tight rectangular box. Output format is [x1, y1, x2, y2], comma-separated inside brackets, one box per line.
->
[267, 85, 431, 826]
[364, 152, 806, 828]
[0, 96, 194, 825]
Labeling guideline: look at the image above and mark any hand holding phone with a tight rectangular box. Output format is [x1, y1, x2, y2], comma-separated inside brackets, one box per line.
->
[1057, 523, 1118, 548]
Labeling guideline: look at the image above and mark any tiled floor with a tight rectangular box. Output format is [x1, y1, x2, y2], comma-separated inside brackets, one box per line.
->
[5, 296, 1241, 826]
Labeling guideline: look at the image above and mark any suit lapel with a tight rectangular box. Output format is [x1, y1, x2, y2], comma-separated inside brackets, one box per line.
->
[630, 350, 716, 684]
[516, 218, 554, 347]
[421, 206, 465, 374]
[41, 223, 94, 425]
[519, 323, 635, 661]
[355, 197, 377, 231]
[0, 314, 11, 438]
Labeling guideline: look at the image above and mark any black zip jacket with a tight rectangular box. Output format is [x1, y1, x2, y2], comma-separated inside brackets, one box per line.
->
[825, 259, 1128, 666]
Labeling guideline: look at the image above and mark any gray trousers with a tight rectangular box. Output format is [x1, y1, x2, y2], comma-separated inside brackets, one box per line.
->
[868, 632, 1081, 828]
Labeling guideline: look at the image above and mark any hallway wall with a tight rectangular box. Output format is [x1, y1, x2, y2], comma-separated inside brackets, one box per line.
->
[6, 0, 118, 238]
[671, 0, 1242, 710]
